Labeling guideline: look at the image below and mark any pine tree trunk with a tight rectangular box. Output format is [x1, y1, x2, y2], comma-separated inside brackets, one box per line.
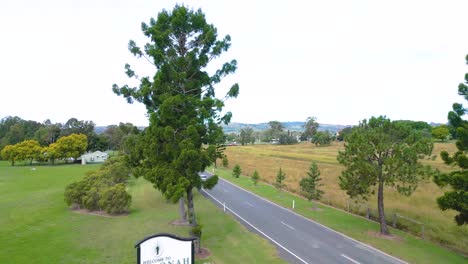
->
[377, 178, 390, 235]
[187, 188, 197, 226]
[179, 197, 187, 223]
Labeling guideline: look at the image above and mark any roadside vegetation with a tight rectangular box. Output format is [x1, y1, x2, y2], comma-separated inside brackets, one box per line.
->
[0, 161, 286, 264]
[213, 166, 467, 264]
[222, 141, 468, 254]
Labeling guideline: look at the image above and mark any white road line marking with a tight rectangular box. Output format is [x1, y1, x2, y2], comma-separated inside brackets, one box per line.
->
[341, 254, 361, 264]
[245, 202, 254, 207]
[217, 177, 408, 264]
[201, 189, 309, 264]
[281, 221, 296, 230]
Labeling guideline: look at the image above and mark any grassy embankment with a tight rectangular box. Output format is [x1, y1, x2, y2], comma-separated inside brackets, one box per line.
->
[0, 161, 285, 264]
[213, 166, 467, 264]
[221, 141, 468, 256]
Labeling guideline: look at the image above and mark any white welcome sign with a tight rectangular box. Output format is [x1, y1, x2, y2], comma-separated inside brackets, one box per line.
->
[135, 233, 195, 264]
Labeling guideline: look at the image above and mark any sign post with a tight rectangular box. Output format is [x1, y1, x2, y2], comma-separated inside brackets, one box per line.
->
[135, 233, 196, 264]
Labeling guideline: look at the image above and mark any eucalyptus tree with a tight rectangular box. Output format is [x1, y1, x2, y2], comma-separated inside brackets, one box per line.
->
[113, 5, 239, 225]
[338, 116, 433, 235]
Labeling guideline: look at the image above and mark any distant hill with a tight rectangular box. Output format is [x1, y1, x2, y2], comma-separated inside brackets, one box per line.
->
[221, 122, 350, 134]
[95, 121, 442, 135]
[95, 122, 349, 134]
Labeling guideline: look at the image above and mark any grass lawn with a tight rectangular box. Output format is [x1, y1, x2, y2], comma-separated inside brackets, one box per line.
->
[0, 162, 285, 264]
[223, 142, 468, 253]
[213, 166, 468, 264]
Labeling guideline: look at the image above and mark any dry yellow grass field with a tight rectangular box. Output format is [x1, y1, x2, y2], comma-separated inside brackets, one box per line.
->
[223, 141, 468, 253]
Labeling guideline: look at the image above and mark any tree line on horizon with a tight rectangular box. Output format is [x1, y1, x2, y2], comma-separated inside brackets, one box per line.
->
[0, 116, 141, 153]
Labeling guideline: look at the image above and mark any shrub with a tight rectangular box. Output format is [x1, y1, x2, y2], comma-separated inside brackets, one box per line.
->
[64, 181, 86, 207]
[222, 156, 229, 168]
[82, 187, 102, 211]
[232, 164, 241, 178]
[99, 184, 131, 214]
[64, 155, 132, 213]
[251, 170, 260, 185]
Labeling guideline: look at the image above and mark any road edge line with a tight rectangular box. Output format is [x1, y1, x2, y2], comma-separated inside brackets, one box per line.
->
[201, 188, 310, 264]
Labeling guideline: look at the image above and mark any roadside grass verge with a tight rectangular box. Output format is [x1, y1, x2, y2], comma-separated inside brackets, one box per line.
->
[213, 166, 467, 264]
[223, 142, 468, 253]
[0, 161, 285, 264]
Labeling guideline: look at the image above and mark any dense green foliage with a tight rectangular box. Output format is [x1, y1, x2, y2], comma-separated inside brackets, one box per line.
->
[239, 127, 255, 145]
[301, 116, 319, 140]
[64, 157, 132, 214]
[336, 126, 352, 141]
[1, 134, 88, 166]
[311, 131, 333, 146]
[232, 164, 241, 178]
[338, 116, 433, 234]
[299, 162, 324, 205]
[112, 5, 238, 225]
[0, 116, 141, 154]
[432, 125, 450, 141]
[436, 54, 468, 225]
[278, 130, 298, 145]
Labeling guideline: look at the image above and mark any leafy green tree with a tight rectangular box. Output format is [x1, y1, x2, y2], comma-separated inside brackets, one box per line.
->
[232, 164, 241, 178]
[300, 162, 324, 208]
[44, 143, 60, 165]
[279, 130, 298, 145]
[435, 54, 468, 225]
[337, 116, 433, 235]
[239, 127, 255, 145]
[275, 167, 286, 191]
[15, 140, 42, 165]
[251, 170, 260, 185]
[1, 144, 18, 166]
[34, 120, 61, 146]
[265, 121, 284, 141]
[311, 131, 333, 146]
[112, 5, 239, 225]
[431, 125, 450, 141]
[55, 133, 88, 161]
[302, 117, 319, 140]
[336, 127, 352, 141]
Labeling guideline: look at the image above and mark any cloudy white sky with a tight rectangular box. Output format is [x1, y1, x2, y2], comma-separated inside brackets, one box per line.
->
[1, 0, 467, 126]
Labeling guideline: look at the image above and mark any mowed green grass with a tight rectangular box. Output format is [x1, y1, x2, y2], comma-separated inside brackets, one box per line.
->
[213, 167, 468, 264]
[0, 162, 285, 264]
[223, 142, 468, 253]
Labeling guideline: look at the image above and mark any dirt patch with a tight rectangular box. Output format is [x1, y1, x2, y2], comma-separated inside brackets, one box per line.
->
[308, 207, 323, 212]
[170, 219, 191, 226]
[72, 208, 128, 218]
[195, 247, 211, 259]
[367, 231, 403, 242]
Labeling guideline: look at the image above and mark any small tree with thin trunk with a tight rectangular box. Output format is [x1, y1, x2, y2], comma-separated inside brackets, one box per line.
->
[300, 162, 324, 208]
[338, 116, 433, 235]
[222, 156, 229, 168]
[275, 167, 286, 191]
[232, 164, 241, 178]
[251, 170, 260, 186]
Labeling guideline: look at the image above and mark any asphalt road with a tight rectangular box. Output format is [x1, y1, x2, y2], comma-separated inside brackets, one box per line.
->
[200, 176, 407, 264]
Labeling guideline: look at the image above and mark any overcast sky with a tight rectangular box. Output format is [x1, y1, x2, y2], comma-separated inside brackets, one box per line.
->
[1, 0, 467, 126]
